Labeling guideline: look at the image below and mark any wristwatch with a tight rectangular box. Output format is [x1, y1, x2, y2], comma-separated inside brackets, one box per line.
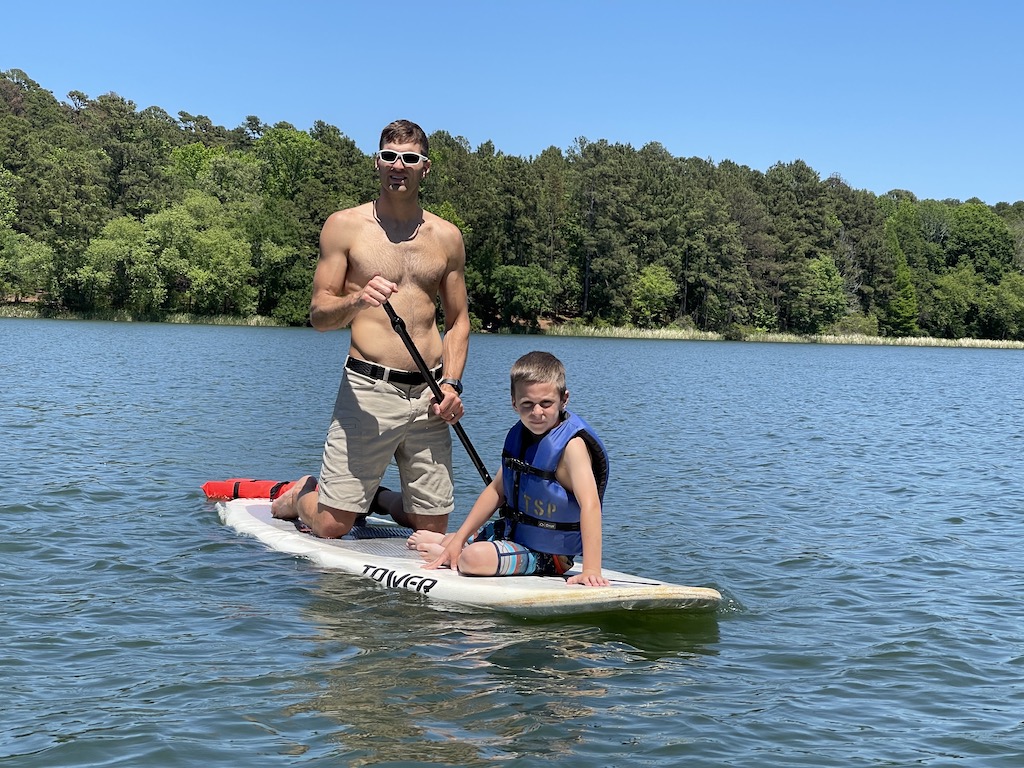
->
[439, 378, 463, 395]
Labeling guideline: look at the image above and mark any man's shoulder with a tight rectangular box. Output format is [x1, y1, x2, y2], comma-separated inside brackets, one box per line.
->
[321, 203, 374, 244]
[326, 202, 373, 224]
[423, 210, 464, 240]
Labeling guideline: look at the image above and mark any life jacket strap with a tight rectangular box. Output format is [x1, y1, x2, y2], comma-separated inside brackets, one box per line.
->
[500, 505, 581, 532]
[502, 454, 558, 481]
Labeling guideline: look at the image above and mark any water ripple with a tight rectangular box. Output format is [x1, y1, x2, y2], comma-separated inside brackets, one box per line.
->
[4, 320, 1024, 766]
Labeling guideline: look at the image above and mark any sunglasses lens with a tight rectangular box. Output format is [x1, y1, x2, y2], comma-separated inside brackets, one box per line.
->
[378, 150, 424, 165]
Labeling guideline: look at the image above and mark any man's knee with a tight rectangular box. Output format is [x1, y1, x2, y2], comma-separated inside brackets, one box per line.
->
[313, 517, 353, 539]
[310, 503, 358, 539]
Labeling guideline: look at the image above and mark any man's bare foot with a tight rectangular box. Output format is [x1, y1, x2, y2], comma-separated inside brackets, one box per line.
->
[407, 529, 445, 549]
[271, 475, 314, 520]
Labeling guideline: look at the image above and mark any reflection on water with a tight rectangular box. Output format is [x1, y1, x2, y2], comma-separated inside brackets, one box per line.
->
[290, 573, 722, 766]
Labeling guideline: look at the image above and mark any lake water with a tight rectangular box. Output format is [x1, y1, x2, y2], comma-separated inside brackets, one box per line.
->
[3, 318, 1024, 767]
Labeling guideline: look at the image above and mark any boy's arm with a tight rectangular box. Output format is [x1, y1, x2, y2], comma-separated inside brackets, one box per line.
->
[561, 437, 610, 587]
[423, 469, 505, 570]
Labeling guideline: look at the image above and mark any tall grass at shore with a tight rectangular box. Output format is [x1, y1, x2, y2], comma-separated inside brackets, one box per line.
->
[544, 324, 721, 342]
[0, 305, 280, 326]
[544, 323, 1024, 349]
[0, 305, 38, 319]
[163, 313, 279, 326]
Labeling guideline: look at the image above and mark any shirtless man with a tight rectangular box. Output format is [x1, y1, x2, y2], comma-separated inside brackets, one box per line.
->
[272, 119, 469, 538]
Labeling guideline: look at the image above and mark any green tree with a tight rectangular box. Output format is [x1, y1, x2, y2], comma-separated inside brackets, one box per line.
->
[177, 111, 242, 148]
[77, 216, 164, 312]
[993, 201, 1024, 272]
[144, 191, 256, 315]
[789, 254, 847, 334]
[168, 142, 225, 190]
[0, 227, 53, 300]
[458, 140, 509, 327]
[675, 186, 753, 330]
[0, 167, 16, 227]
[71, 91, 182, 217]
[254, 124, 317, 200]
[883, 256, 920, 337]
[249, 237, 312, 325]
[762, 160, 838, 331]
[824, 175, 886, 321]
[947, 203, 1015, 284]
[630, 264, 677, 328]
[531, 146, 576, 315]
[306, 120, 375, 216]
[977, 273, 1024, 340]
[929, 264, 982, 339]
[186, 226, 257, 315]
[877, 220, 920, 336]
[571, 139, 641, 323]
[489, 264, 555, 329]
[717, 160, 783, 330]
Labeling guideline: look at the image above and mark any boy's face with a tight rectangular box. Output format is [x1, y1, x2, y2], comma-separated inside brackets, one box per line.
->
[512, 381, 568, 435]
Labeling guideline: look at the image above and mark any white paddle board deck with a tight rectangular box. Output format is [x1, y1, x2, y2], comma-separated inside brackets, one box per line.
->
[218, 499, 721, 617]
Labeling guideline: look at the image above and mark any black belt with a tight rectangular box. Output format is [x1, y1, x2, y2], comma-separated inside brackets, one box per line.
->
[345, 357, 441, 386]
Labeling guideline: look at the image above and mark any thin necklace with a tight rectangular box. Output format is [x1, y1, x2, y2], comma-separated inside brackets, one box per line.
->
[374, 200, 423, 242]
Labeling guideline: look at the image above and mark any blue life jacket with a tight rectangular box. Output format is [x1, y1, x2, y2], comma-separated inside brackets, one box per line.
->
[500, 411, 609, 556]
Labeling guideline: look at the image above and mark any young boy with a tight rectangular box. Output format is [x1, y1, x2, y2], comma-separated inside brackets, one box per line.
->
[408, 351, 611, 587]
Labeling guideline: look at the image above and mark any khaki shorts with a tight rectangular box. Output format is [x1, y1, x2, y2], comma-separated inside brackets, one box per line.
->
[318, 363, 454, 516]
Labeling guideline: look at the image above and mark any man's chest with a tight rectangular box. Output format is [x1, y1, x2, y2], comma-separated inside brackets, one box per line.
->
[353, 236, 448, 288]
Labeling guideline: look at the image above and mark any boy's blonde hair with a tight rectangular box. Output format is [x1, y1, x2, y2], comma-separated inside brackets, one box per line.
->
[510, 351, 567, 399]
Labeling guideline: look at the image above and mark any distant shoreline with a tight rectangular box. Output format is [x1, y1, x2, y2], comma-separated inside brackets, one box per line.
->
[542, 324, 1024, 349]
[3, 305, 1022, 350]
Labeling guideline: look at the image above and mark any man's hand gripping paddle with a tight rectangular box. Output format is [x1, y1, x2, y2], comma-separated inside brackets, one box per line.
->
[382, 301, 492, 485]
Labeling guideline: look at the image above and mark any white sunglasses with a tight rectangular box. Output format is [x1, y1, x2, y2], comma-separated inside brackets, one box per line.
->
[376, 149, 428, 166]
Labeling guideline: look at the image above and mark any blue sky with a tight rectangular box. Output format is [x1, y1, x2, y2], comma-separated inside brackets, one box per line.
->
[5, 0, 1022, 204]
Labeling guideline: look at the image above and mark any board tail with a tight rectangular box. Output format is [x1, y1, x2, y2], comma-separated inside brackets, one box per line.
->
[201, 478, 313, 500]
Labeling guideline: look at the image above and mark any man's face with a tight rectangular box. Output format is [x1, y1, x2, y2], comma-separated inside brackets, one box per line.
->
[376, 142, 430, 192]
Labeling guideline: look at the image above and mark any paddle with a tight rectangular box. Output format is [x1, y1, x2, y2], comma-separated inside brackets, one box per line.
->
[382, 301, 493, 485]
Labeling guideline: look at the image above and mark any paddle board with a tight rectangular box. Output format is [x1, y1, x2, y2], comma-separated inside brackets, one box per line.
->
[217, 498, 721, 617]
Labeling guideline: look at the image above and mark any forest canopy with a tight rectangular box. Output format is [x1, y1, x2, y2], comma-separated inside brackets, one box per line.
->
[2, 69, 1023, 340]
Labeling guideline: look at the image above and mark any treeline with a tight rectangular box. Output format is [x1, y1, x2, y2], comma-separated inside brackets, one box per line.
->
[2, 68, 1023, 339]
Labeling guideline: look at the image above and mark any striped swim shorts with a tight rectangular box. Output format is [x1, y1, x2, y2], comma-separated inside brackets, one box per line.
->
[469, 520, 575, 577]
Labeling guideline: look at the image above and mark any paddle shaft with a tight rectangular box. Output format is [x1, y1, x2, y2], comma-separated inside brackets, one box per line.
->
[383, 301, 493, 485]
